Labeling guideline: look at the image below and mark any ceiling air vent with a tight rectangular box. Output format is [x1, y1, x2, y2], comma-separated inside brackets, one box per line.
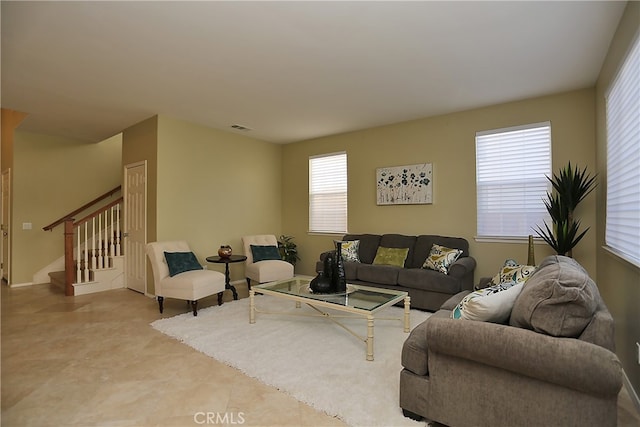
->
[231, 124, 251, 131]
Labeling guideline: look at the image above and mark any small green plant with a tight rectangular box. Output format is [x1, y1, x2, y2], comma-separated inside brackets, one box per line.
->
[278, 235, 300, 266]
[534, 162, 597, 257]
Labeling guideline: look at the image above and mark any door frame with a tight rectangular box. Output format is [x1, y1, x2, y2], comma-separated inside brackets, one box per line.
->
[1, 169, 11, 285]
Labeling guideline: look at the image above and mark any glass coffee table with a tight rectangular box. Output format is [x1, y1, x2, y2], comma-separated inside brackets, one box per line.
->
[250, 276, 410, 361]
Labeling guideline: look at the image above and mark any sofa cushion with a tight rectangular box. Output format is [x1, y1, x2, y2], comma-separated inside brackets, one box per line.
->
[422, 244, 463, 274]
[451, 282, 523, 323]
[357, 264, 399, 285]
[379, 234, 416, 267]
[510, 255, 599, 337]
[397, 268, 463, 293]
[343, 234, 381, 264]
[343, 261, 359, 281]
[373, 247, 410, 267]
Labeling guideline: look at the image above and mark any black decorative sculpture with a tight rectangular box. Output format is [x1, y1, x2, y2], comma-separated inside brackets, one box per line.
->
[334, 241, 347, 293]
[310, 251, 336, 294]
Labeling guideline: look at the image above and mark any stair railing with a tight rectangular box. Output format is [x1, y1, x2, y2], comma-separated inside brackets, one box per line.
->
[44, 186, 122, 296]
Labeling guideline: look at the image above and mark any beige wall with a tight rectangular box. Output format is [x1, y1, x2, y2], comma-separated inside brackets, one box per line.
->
[123, 115, 284, 293]
[595, 1, 640, 397]
[12, 131, 122, 284]
[283, 89, 597, 281]
[1, 108, 27, 173]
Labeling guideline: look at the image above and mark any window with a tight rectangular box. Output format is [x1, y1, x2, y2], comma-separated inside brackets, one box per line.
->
[476, 122, 552, 239]
[309, 152, 347, 233]
[605, 34, 640, 267]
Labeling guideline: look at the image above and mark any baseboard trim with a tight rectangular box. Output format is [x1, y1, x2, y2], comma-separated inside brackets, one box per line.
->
[623, 369, 640, 415]
[9, 281, 34, 288]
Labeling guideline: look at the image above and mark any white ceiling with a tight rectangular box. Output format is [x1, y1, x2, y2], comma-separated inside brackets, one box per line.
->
[1, 1, 627, 144]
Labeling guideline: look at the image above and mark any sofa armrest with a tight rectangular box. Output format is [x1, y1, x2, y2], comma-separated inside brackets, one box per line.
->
[447, 256, 476, 291]
[318, 250, 336, 262]
[426, 317, 622, 397]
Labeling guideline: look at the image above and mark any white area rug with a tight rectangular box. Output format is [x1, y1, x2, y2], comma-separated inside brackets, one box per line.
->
[151, 296, 431, 427]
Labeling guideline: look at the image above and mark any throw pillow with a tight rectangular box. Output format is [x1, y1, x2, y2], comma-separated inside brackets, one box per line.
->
[451, 282, 524, 323]
[250, 245, 281, 262]
[422, 244, 463, 274]
[164, 251, 203, 277]
[336, 240, 361, 263]
[510, 255, 599, 338]
[489, 260, 537, 286]
[372, 247, 409, 267]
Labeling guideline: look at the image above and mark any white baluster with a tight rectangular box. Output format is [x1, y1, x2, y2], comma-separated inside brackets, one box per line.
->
[98, 213, 104, 269]
[115, 203, 121, 256]
[84, 222, 89, 281]
[110, 206, 115, 257]
[104, 210, 108, 268]
[91, 218, 97, 270]
[76, 227, 81, 283]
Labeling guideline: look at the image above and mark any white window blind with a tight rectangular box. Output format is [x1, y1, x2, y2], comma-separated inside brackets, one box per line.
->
[309, 152, 347, 233]
[605, 34, 640, 267]
[476, 122, 552, 239]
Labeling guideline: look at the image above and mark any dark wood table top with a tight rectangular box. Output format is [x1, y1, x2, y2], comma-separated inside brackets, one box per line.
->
[206, 254, 247, 264]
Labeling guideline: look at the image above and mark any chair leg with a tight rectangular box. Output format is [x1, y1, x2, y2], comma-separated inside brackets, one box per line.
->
[157, 296, 164, 313]
[246, 278, 251, 291]
[191, 300, 198, 316]
[217, 292, 224, 306]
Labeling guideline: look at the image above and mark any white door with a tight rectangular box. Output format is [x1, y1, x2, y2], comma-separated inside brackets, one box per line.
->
[1, 169, 11, 284]
[124, 161, 147, 294]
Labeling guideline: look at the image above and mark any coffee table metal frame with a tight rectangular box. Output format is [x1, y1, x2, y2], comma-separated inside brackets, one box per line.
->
[250, 276, 410, 361]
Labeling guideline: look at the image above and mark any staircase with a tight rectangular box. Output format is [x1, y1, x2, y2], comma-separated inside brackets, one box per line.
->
[43, 186, 125, 296]
[49, 246, 125, 296]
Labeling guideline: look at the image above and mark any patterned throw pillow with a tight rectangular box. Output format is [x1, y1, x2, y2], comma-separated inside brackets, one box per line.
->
[451, 282, 524, 323]
[489, 259, 537, 286]
[422, 244, 463, 274]
[337, 240, 360, 263]
[164, 251, 203, 277]
[372, 247, 410, 267]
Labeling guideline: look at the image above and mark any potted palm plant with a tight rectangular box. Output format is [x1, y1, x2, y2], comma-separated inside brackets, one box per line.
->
[534, 162, 597, 257]
[278, 235, 300, 266]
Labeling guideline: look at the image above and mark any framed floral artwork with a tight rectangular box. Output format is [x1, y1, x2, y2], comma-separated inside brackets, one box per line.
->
[376, 163, 433, 205]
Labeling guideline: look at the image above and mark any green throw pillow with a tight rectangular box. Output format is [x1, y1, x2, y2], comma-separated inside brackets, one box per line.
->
[372, 247, 409, 267]
[250, 245, 281, 262]
[422, 244, 463, 274]
[164, 251, 203, 277]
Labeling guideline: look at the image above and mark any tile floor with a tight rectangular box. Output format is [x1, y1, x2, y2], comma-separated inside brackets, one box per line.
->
[2, 282, 639, 427]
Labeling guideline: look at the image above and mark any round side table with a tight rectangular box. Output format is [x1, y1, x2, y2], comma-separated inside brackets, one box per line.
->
[206, 254, 247, 300]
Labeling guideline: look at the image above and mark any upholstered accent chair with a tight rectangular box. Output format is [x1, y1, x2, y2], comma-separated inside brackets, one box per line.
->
[242, 234, 294, 290]
[146, 241, 226, 316]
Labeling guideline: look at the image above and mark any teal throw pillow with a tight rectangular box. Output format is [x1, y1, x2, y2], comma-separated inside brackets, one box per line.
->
[372, 247, 409, 267]
[251, 245, 281, 262]
[164, 251, 203, 277]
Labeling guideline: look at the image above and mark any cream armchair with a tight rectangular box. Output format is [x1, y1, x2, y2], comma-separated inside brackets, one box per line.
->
[242, 234, 294, 289]
[146, 241, 226, 316]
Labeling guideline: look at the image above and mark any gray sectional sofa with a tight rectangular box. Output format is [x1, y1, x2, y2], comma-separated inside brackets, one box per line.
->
[399, 255, 623, 426]
[315, 234, 476, 311]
